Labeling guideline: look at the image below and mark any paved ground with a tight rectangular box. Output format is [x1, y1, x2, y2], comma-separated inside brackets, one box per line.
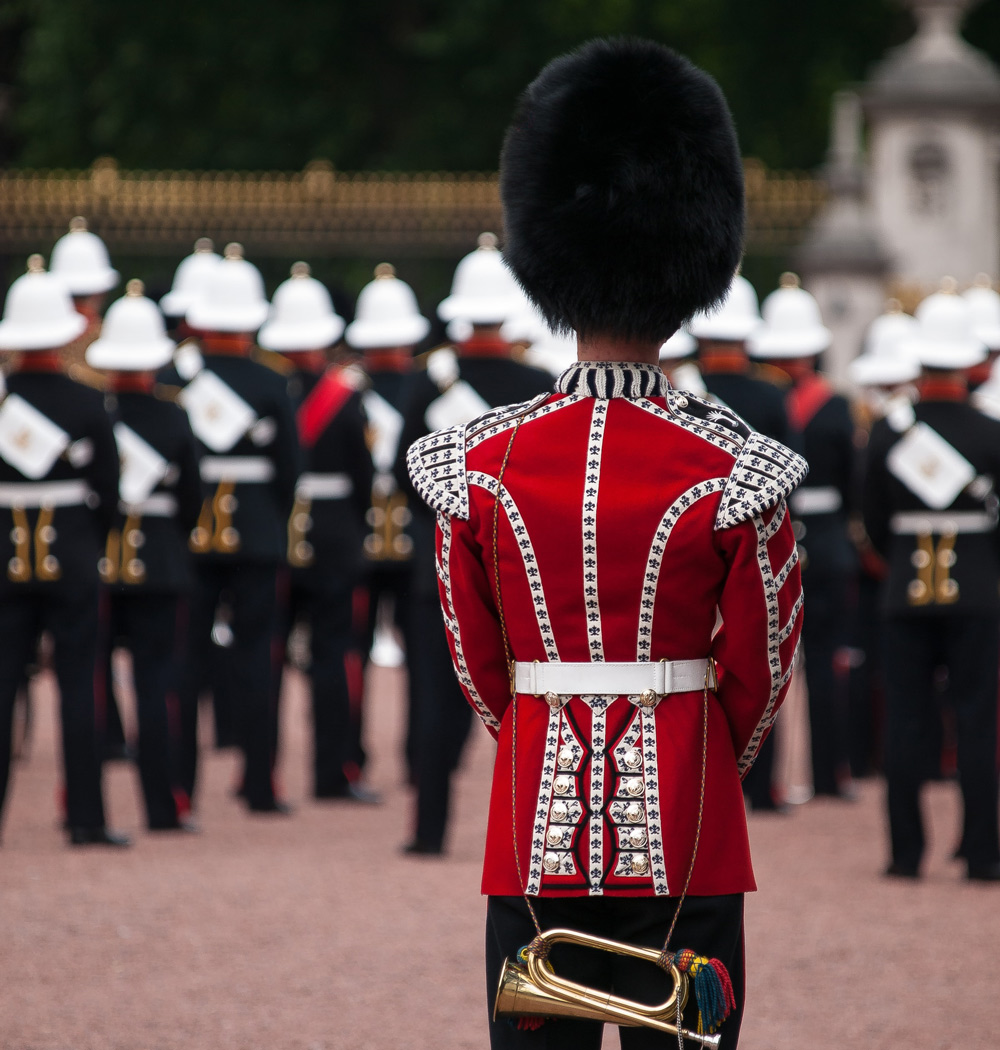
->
[0, 665, 995, 1050]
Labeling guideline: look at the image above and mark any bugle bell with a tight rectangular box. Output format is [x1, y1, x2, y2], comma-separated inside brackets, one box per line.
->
[494, 928, 721, 1048]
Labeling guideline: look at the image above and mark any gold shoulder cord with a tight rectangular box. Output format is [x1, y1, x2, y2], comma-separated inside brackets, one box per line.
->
[490, 415, 711, 951]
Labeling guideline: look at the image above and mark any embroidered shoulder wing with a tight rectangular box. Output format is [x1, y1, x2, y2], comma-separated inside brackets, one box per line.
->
[406, 424, 470, 519]
[715, 431, 809, 530]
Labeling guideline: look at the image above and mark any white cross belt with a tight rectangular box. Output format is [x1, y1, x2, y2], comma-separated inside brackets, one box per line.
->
[890, 510, 996, 535]
[200, 456, 275, 483]
[514, 659, 714, 697]
[0, 479, 91, 508]
[296, 472, 353, 500]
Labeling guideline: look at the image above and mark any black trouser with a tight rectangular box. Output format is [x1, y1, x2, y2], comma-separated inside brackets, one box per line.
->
[100, 592, 182, 828]
[883, 614, 1000, 871]
[279, 583, 356, 797]
[407, 591, 472, 849]
[801, 569, 851, 795]
[486, 894, 745, 1050]
[0, 587, 106, 832]
[178, 560, 279, 809]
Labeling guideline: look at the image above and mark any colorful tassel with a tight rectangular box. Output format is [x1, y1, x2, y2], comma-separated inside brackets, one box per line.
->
[658, 949, 736, 1034]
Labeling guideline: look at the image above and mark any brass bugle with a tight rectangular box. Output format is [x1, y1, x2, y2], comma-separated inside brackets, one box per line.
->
[494, 928, 721, 1048]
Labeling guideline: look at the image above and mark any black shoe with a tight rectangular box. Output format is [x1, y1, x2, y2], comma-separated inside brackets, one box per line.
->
[148, 817, 200, 834]
[403, 840, 444, 856]
[68, 826, 132, 848]
[884, 862, 920, 880]
[248, 798, 293, 815]
[967, 862, 1000, 882]
[316, 782, 382, 804]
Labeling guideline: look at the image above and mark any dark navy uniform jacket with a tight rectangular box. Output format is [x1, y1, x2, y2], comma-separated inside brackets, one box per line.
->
[287, 368, 373, 589]
[184, 353, 301, 564]
[0, 370, 119, 594]
[864, 397, 1000, 616]
[103, 390, 203, 593]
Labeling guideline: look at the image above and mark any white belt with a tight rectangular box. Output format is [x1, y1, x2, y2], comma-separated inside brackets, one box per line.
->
[890, 510, 996, 535]
[789, 486, 843, 516]
[119, 493, 178, 518]
[200, 456, 275, 483]
[296, 472, 353, 500]
[514, 659, 714, 697]
[0, 479, 91, 508]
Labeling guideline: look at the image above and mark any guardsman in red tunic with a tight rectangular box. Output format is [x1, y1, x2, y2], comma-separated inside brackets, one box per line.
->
[407, 39, 805, 1049]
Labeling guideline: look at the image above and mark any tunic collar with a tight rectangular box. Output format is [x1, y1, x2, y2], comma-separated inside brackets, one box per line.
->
[555, 361, 671, 399]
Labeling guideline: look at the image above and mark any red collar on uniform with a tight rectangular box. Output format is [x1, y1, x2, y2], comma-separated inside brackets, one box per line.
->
[918, 376, 967, 402]
[110, 373, 156, 393]
[14, 351, 64, 374]
[699, 348, 749, 374]
[458, 334, 512, 359]
[198, 333, 253, 356]
[364, 348, 412, 372]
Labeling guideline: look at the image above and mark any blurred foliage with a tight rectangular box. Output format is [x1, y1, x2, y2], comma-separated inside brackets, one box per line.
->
[2, 0, 1000, 172]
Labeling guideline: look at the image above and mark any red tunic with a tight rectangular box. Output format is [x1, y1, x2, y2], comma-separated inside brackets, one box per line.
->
[408, 361, 806, 898]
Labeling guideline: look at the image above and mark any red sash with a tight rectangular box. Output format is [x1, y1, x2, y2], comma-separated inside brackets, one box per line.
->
[297, 368, 355, 449]
[787, 372, 833, 432]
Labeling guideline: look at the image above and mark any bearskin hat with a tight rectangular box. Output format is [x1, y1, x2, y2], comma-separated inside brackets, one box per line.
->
[500, 38, 745, 344]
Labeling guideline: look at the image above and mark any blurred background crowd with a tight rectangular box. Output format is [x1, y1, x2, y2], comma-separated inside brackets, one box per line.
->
[2, 0, 1000, 880]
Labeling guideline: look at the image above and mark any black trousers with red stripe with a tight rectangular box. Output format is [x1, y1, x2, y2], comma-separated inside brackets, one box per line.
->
[0, 586, 107, 833]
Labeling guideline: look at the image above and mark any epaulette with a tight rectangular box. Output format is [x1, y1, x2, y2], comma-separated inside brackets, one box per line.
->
[406, 395, 547, 519]
[668, 390, 753, 441]
[715, 431, 809, 530]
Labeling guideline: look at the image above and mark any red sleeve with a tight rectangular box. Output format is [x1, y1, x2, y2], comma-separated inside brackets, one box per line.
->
[435, 510, 510, 739]
[711, 499, 803, 777]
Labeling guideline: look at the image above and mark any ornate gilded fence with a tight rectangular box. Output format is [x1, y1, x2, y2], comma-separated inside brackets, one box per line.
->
[0, 156, 824, 258]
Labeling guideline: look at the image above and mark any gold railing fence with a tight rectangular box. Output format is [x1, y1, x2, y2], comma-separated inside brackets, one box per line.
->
[0, 156, 823, 258]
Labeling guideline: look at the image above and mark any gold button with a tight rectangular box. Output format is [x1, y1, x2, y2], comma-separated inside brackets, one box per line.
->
[365, 507, 385, 527]
[907, 579, 928, 600]
[638, 689, 657, 708]
[8, 556, 23, 573]
[937, 549, 956, 567]
[938, 579, 959, 600]
[364, 535, 383, 555]
[393, 535, 414, 556]
[550, 801, 569, 822]
[127, 558, 145, 577]
[98, 557, 112, 577]
[626, 777, 644, 797]
[623, 748, 642, 769]
[391, 506, 412, 526]
[557, 747, 575, 769]
[546, 828, 564, 847]
[632, 854, 650, 875]
[545, 691, 561, 709]
[910, 549, 931, 569]
[629, 828, 647, 848]
[39, 525, 56, 543]
[219, 494, 238, 514]
[190, 526, 208, 546]
[542, 852, 560, 873]
[294, 513, 312, 531]
[625, 803, 644, 823]
[295, 541, 314, 562]
[554, 775, 572, 795]
[43, 555, 60, 574]
[126, 529, 144, 547]
[221, 527, 239, 547]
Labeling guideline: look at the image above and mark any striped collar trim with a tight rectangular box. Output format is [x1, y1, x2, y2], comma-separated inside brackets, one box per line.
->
[555, 361, 671, 399]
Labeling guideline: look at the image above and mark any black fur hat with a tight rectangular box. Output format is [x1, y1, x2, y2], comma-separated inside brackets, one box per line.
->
[500, 38, 745, 343]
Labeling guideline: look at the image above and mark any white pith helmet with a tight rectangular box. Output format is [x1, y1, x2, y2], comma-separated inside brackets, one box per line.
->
[185, 243, 269, 332]
[85, 280, 175, 371]
[848, 300, 920, 387]
[500, 292, 549, 345]
[899, 278, 987, 370]
[658, 328, 697, 361]
[963, 274, 1000, 352]
[748, 273, 832, 358]
[0, 255, 88, 350]
[48, 216, 120, 296]
[159, 237, 222, 317]
[258, 262, 345, 351]
[688, 273, 762, 342]
[345, 263, 430, 349]
[437, 233, 524, 325]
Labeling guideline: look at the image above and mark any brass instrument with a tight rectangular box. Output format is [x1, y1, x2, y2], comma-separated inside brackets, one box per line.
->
[494, 928, 721, 1048]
